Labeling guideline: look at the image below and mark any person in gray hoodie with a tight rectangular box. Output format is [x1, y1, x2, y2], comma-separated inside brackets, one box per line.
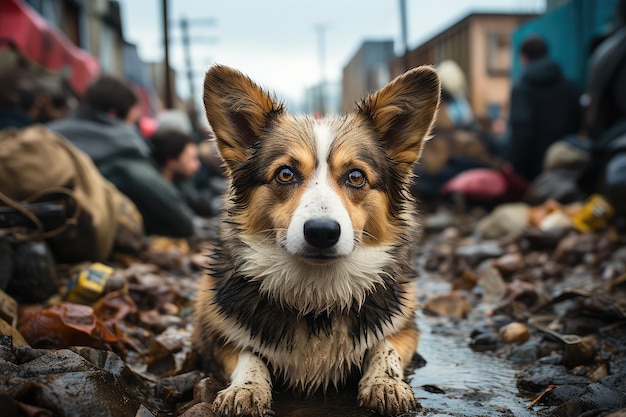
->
[505, 36, 582, 182]
[49, 75, 194, 238]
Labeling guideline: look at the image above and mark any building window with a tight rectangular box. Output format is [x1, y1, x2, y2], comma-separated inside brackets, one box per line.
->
[486, 32, 510, 76]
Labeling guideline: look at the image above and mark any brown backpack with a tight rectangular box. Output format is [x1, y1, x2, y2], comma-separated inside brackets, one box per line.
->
[0, 125, 143, 262]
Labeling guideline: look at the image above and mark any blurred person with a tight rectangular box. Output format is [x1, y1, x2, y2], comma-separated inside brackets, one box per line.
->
[504, 35, 581, 182]
[150, 129, 200, 183]
[437, 60, 475, 130]
[149, 129, 220, 217]
[0, 68, 72, 129]
[414, 60, 506, 205]
[578, 0, 626, 222]
[49, 75, 195, 238]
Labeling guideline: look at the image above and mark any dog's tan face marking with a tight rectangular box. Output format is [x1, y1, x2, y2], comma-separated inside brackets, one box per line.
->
[234, 121, 317, 237]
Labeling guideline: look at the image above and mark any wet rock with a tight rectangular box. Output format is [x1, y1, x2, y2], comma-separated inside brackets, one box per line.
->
[193, 377, 223, 404]
[508, 339, 539, 364]
[178, 402, 215, 417]
[146, 331, 193, 377]
[156, 371, 205, 403]
[421, 384, 446, 394]
[519, 227, 572, 251]
[469, 332, 501, 351]
[517, 364, 592, 393]
[499, 322, 530, 344]
[423, 290, 472, 318]
[551, 377, 626, 417]
[0, 343, 161, 416]
[0, 335, 17, 363]
[538, 384, 586, 406]
[493, 252, 525, 276]
[538, 352, 564, 365]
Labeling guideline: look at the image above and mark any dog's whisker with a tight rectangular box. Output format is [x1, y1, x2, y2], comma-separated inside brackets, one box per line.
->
[243, 229, 288, 247]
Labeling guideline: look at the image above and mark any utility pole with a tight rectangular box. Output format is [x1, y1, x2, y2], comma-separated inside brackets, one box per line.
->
[161, 0, 173, 108]
[176, 17, 217, 112]
[399, 0, 410, 71]
[315, 24, 327, 117]
[180, 16, 196, 111]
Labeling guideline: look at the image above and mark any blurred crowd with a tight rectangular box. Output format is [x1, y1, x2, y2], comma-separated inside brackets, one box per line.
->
[0, 0, 625, 307]
[414, 0, 626, 230]
[0, 61, 226, 304]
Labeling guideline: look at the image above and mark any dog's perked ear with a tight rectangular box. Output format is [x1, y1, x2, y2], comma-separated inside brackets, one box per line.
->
[203, 65, 285, 173]
[356, 65, 441, 173]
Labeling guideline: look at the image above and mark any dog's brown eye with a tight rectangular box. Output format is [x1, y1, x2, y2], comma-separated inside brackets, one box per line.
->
[347, 170, 366, 188]
[276, 167, 295, 184]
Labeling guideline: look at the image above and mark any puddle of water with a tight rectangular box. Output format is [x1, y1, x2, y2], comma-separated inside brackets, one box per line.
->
[411, 271, 544, 417]
[411, 310, 536, 417]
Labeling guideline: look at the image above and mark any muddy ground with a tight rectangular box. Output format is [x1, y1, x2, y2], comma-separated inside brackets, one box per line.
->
[1, 209, 626, 417]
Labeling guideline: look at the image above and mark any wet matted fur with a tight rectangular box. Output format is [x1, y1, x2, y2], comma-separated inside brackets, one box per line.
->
[192, 64, 441, 416]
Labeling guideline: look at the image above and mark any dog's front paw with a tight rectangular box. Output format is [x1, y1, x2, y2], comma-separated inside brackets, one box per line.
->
[358, 376, 420, 416]
[212, 384, 274, 417]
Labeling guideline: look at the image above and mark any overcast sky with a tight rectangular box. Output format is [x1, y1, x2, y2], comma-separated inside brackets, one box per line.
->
[119, 0, 545, 109]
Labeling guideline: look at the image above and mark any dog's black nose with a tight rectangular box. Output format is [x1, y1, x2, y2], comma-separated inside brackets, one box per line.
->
[303, 218, 341, 249]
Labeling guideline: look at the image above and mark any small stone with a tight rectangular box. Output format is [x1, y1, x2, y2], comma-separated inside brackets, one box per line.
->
[493, 253, 525, 275]
[499, 322, 530, 344]
[423, 290, 472, 318]
[508, 339, 539, 364]
[469, 332, 501, 351]
[516, 364, 591, 393]
[194, 377, 223, 404]
[178, 402, 215, 417]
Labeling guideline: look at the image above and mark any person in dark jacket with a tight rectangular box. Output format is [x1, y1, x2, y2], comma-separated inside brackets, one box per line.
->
[505, 36, 582, 182]
[49, 75, 195, 238]
[149, 129, 220, 217]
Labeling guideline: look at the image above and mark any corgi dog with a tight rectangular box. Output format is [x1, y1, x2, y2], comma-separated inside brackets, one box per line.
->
[192, 64, 440, 416]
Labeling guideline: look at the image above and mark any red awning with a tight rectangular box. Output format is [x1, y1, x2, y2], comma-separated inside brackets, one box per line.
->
[0, 0, 99, 93]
